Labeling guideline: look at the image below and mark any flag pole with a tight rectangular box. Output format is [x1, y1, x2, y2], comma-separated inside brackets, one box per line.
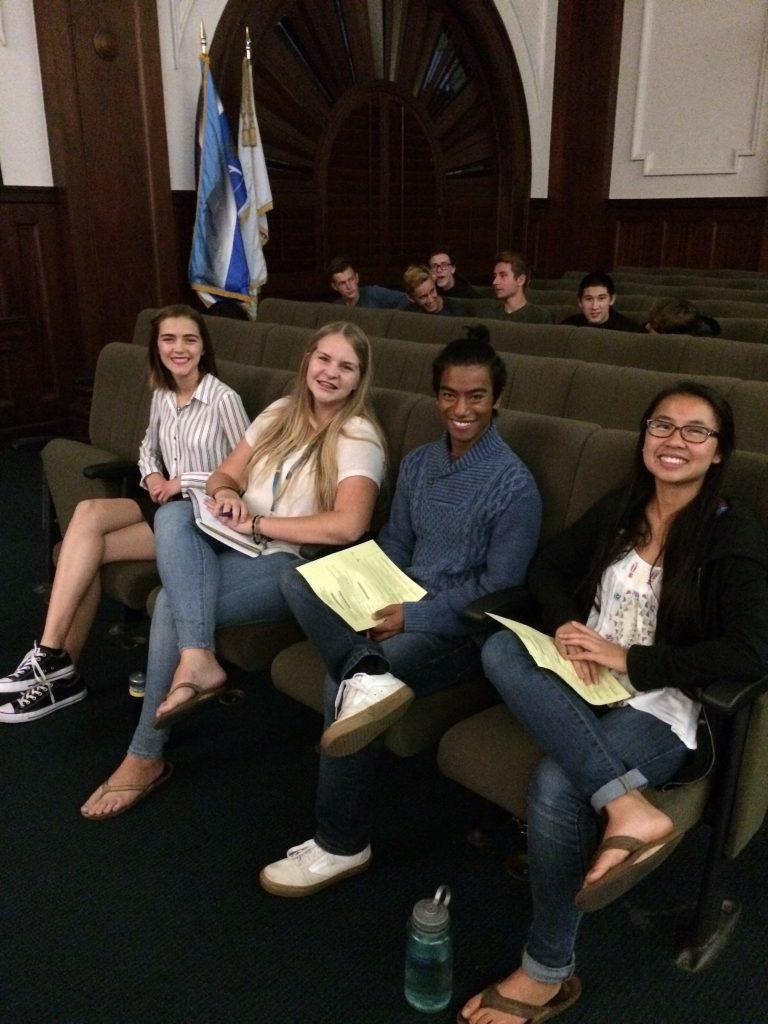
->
[199, 20, 207, 57]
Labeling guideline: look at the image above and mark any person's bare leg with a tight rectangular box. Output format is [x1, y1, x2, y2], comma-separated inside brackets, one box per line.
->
[460, 967, 562, 1024]
[154, 648, 227, 719]
[61, 575, 101, 664]
[585, 789, 674, 884]
[80, 753, 166, 818]
[40, 498, 155, 659]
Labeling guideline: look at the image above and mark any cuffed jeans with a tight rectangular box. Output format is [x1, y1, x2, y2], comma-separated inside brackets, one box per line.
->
[128, 501, 299, 759]
[280, 566, 482, 855]
[481, 630, 690, 984]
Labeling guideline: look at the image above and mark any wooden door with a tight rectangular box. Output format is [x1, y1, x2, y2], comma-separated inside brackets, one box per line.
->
[212, 0, 530, 296]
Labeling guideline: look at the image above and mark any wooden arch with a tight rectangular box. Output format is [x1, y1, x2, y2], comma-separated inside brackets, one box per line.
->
[211, 0, 531, 295]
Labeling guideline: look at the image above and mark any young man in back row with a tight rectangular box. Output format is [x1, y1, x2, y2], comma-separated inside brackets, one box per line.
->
[260, 326, 542, 896]
[561, 271, 641, 333]
[403, 264, 458, 316]
[492, 251, 554, 324]
[329, 255, 409, 310]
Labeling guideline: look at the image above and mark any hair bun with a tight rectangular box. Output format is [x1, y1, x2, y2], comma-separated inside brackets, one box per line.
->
[466, 324, 490, 345]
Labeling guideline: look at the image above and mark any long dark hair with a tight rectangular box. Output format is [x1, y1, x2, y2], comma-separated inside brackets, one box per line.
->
[148, 304, 218, 391]
[576, 381, 735, 644]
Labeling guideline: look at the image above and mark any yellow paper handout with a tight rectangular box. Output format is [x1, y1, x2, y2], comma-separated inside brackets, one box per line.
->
[486, 614, 631, 706]
[297, 540, 427, 631]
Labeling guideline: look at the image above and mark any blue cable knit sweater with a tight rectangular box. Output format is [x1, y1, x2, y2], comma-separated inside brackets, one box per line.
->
[378, 422, 542, 636]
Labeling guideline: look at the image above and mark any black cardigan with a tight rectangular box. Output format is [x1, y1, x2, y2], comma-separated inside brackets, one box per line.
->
[527, 493, 768, 696]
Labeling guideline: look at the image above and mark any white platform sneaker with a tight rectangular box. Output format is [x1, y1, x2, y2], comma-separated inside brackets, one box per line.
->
[259, 839, 372, 897]
[321, 671, 414, 757]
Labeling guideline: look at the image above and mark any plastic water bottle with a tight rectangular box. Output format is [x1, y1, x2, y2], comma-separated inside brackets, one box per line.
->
[404, 885, 452, 1012]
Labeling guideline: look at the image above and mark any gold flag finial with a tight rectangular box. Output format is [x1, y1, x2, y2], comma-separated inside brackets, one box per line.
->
[245, 26, 252, 61]
[199, 21, 207, 56]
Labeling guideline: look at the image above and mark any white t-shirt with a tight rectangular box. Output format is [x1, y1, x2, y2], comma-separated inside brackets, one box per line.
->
[242, 398, 385, 556]
[587, 549, 700, 749]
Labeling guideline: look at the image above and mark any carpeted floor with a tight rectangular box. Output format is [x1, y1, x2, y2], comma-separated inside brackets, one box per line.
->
[1, 443, 766, 1024]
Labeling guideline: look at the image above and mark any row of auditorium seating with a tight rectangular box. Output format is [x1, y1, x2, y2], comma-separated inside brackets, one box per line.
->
[254, 298, 768, 376]
[527, 282, 768, 302]
[39, 312, 768, 967]
[462, 293, 768, 328]
[569, 266, 768, 284]
[129, 308, 768, 453]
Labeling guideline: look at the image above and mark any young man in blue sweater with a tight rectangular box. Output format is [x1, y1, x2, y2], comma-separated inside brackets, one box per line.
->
[260, 327, 542, 896]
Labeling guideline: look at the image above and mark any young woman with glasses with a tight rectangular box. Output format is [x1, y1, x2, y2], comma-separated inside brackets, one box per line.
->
[459, 381, 768, 1024]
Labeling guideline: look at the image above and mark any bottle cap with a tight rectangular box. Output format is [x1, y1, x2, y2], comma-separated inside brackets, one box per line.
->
[412, 885, 451, 932]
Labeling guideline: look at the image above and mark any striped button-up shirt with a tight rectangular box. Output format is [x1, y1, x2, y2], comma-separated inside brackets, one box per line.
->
[138, 373, 250, 495]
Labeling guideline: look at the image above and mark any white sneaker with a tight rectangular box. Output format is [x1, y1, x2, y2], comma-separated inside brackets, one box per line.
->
[321, 671, 414, 757]
[259, 839, 371, 897]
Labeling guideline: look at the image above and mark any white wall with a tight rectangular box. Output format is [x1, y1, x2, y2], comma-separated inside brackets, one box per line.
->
[158, 0, 228, 190]
[494, 1, 558, 198]
[0, 0, 52, 186]
[610, 0, 768, 198]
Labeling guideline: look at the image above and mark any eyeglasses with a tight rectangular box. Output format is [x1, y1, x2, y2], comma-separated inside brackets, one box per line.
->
[646, 418, 719, 444]
[429, 262, 452, 271]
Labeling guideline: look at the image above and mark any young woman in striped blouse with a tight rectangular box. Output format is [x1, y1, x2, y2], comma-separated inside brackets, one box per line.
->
[0, 304, 249, 722]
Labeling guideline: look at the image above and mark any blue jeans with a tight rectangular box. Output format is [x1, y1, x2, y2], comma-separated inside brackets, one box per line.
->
[128, 501, 299, 759]
[480, 630, 690, 984]
[279, 566, 482, 854]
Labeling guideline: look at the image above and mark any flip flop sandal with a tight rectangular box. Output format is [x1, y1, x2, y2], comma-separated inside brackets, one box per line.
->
[457, 975, 581, 1023]
[574, 828, 684, 912]
[153, 681, 231, 730]
[81, 761, 174, 820]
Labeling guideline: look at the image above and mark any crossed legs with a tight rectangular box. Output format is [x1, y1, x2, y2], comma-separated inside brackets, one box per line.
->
[42, 497, 155, 662]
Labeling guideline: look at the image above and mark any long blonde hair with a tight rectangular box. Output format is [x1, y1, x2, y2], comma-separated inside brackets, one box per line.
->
[245, 323, 385, 511]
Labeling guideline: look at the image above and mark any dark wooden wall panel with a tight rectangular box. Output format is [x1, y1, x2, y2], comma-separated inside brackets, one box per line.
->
[0, 187, 76, 437]
[33, 0, 179, 373]
[607, 199, 767, 271]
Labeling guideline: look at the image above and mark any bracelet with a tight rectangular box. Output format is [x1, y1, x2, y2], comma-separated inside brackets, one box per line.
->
[211, 484, 243, 499]
[251, 514, 268, 548]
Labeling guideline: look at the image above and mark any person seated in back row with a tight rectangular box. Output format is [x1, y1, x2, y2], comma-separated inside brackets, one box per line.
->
[329, 255, 409, 310]
[260, 326, 542, 896]
[403, 264, 458, 316]
[428, 248, 479, 298]
[646, 298, 721, 337]
[561, 272, 642, 332]
[492, 251, 554, 324]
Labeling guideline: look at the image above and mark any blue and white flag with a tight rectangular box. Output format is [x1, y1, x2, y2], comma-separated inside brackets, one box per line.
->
[189, 56, 250, 307]
[238, 55, 273, 310]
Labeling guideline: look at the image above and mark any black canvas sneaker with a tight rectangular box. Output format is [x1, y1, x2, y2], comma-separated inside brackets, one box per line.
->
[0, 644, 76, 693]
[0, 675, 86, 723]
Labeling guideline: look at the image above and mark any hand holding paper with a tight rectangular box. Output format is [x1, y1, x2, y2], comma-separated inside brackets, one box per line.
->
[297, 540, 426, 631]
[487, 614, 631, 706]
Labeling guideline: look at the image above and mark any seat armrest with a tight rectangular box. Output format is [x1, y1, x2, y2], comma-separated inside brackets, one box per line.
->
[12, 435, 75, 452]
[463, 586, 536, 624]
[82, 460, 139, 482]
[699, 673, 768, 717]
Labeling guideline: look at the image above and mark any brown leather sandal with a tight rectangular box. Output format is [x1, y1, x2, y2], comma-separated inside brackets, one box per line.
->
[457, 976, 581, 1023]
[153, 681, 229, 730]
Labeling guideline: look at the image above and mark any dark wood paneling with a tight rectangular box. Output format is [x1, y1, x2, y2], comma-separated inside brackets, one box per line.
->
[33, 0, 179, 372]
[538, 0, 625, 277]
[607, 198, 768, 271]
[0, 187, 77, 437]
